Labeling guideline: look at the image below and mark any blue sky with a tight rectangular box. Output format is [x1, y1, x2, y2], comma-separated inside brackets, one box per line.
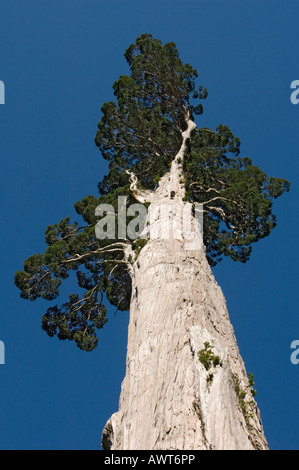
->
[0, 0, 298, 450]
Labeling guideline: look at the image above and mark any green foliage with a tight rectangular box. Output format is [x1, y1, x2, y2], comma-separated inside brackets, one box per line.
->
[183, 125, 290, 265]
[206, 373, 214, 386]
[248, 372, 257, 397]
[41, 293, 107, 351]
[14, 197, 132, 351]
[95, 33, 207, 192]
[14, 33, 290, 351]
[233, 374, 256, 426]
[15, 34, 208, 351]
[198, 341, 221, 371]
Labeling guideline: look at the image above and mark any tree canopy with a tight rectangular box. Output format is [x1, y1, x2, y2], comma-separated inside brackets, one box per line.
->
[15, 34, 290, 351]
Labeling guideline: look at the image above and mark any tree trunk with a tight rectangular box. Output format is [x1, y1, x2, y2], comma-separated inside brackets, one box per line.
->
[101, 120, 268, 451]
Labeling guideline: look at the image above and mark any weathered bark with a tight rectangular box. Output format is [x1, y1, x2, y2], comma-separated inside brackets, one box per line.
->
[102, 119, 268, 450]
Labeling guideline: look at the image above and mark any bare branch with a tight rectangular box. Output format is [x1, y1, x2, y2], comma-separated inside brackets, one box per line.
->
[202, 196, 238, 206]
[190, 183, 223, 194]
[204, 206, 237, 231]
[62, 242, 129, 265]
[125, 170, 154, 203]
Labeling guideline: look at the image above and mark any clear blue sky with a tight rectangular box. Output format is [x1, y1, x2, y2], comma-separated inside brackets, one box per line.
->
[0, 0, 298, 450]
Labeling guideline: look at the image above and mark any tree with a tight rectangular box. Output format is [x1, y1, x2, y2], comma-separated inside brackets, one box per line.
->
[15, 34, 289, 449]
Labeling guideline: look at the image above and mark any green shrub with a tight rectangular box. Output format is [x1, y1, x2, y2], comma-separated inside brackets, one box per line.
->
[198, 341, 221, 371]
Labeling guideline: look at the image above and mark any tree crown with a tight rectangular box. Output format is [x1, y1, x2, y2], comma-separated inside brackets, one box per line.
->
[15, 34, 290, 350]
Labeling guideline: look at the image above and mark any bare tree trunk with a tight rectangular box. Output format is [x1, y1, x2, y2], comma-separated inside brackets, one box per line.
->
[102, 119, 268, 451]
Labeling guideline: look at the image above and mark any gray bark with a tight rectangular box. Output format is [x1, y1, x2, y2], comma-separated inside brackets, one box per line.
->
[101, 118, 268, 450]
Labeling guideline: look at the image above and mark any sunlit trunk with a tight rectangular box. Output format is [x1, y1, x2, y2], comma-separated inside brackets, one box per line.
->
[102, 119, 268, 450]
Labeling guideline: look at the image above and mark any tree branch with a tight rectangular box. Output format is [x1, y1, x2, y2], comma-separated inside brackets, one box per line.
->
[125, 170, 154, 203]
[202, 196, 238, 206]
[62, 242, 130, 265]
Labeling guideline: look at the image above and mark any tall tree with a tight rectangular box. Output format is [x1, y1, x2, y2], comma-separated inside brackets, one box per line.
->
[15, 34, 289, 449]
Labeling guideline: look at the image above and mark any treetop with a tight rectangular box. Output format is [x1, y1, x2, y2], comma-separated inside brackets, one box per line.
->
[14, 34, 290, 350]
